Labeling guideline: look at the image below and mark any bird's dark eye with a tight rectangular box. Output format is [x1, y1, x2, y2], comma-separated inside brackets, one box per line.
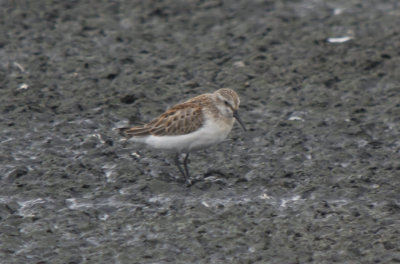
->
[224, 101, 229, 106]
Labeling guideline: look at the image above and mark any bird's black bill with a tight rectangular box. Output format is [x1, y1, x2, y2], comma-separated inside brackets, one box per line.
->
[233, 110, 247, 131]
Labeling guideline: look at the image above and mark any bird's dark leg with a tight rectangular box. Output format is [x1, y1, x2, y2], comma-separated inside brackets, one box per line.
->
[174, 153, 192, 185]
[174, 153, 186, 178]
[183, 153, 190, 181]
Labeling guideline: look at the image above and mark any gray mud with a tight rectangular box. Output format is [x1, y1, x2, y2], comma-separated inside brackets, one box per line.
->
[1, 0, 400, 263]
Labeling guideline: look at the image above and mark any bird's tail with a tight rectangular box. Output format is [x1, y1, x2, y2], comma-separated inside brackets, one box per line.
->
[118, 126, 151, 138]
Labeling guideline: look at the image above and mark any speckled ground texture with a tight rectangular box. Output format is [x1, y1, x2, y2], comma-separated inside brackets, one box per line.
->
[1, 0, 400, 263]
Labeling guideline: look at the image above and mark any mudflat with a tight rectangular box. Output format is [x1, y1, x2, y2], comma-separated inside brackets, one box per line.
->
[1, 1, 399, 263]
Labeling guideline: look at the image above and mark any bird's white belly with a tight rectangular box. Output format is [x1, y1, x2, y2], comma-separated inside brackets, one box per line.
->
[132, 119, 233, 152]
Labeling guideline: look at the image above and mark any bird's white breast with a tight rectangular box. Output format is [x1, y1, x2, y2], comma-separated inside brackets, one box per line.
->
[130, 118, 234, 152]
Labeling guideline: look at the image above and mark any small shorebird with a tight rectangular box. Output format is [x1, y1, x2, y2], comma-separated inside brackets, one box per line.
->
[119, 88, 246, 185]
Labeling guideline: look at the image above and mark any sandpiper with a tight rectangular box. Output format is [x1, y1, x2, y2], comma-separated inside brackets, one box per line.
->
[119, 88, 246, 185]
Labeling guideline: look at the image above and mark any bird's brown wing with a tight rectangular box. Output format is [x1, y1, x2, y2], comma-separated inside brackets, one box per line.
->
[120, 102, 204, 137]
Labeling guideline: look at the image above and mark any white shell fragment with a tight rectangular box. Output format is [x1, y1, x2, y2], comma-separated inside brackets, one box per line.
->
[327, 36, 352, 43]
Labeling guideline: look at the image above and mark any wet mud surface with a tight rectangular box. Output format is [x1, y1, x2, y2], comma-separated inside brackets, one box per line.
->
[1, 0, 400, 263]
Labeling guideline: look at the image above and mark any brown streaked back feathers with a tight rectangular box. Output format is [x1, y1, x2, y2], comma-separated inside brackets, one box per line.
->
[120, 102, 205, 137]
